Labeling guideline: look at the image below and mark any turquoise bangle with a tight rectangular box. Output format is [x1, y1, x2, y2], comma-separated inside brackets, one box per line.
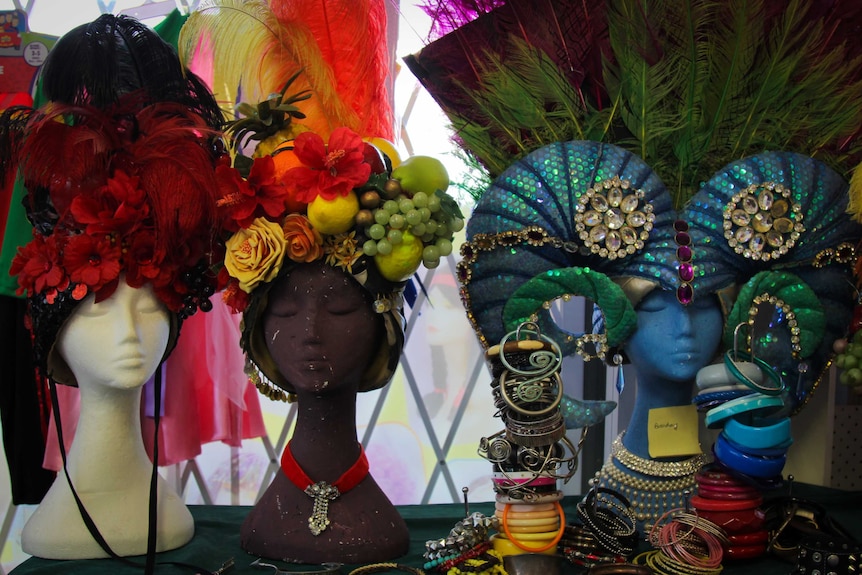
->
[723, 350, 784, 396]
[705, 393, 785, 429]
[714, 433, 787, 478]
[723, 416, 791, 450]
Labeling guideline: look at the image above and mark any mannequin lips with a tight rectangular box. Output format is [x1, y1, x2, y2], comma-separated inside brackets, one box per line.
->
[115, 357, 147, 372]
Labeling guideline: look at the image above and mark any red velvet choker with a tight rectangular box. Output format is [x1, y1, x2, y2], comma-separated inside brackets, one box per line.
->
[281, 441, 369, 536]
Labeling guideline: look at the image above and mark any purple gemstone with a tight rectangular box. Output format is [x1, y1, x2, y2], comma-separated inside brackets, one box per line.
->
[677, 283, 693, 304]
[675, 232, 691, 246]
[677, 245, 692, 261]
[674, 220, 690, 232]
[679, 263, 694, 282]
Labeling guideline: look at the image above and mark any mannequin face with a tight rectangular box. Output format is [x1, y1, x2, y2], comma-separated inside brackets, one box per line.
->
[623, 289, 723, 384]
[263, 261, 382, 395]
[57, 281, 170, 389]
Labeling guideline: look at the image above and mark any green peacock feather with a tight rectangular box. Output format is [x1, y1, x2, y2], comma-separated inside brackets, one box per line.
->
[408, 0, 862, 209]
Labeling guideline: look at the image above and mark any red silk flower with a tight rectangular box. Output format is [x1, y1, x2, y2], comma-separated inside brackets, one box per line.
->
[10, 235, 67, 297]
[217, 155, 290, 231]
[287, 127, 371, 203]
[62, 233, 122, 296]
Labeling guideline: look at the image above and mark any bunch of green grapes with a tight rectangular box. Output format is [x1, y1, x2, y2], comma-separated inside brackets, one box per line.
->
[833, 330, 862, 387]
[354, 181, 463, 268]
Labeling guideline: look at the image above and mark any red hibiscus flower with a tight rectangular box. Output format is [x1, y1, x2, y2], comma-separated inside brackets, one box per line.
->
[247, 155, 291, 218]
[63, 233, 122, 294]
[10, 235, 68, 297]
[216, 164, 255, 231]
[286, 127, 371, 203]
[216, 157, 291, 231]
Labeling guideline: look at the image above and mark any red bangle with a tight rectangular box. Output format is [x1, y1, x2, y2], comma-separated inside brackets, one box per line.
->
[690, 494, 762, 511]
[724, 543, 767, 560]
[726, 529, 768, 546]
[696, 484, 761, 500]
[695, 470, 747, 487]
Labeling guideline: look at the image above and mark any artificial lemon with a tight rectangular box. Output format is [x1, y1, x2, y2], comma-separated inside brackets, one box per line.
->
[374, 230, 423, 282]
[365, 137, 402, 169]
[391, 155, 449, 196]
[307, 193, 360, 235]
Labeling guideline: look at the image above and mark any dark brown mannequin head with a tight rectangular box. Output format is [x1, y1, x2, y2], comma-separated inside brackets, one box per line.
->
[262, 261, 383, 396]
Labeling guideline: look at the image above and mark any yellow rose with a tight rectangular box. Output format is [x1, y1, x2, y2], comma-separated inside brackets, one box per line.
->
[225, 217, 287, 292]
[283, 213, 323, 263]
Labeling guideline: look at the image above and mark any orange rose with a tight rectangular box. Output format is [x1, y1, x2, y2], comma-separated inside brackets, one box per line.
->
[283, 213, 323, 263]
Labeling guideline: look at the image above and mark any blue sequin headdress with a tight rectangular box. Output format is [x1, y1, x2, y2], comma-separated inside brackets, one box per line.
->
[406, 0, 862, 414]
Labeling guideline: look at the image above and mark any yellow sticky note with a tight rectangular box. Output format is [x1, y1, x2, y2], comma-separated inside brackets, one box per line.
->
[647, 404, 702, 458]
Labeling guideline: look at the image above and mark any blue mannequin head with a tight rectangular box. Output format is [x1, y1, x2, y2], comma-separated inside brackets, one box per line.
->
[623, 290, 723, 388]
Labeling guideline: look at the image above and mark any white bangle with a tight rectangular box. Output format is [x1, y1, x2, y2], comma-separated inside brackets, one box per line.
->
[695, 360, 763, 391]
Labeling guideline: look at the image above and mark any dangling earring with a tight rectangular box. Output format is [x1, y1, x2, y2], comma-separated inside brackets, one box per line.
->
[613, 352, 625, 394]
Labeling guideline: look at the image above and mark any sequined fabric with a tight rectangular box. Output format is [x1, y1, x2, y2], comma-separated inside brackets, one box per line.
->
[461, 141, 862, 413]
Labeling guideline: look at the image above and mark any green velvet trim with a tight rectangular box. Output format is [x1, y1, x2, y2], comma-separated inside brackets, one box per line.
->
[502, 267, 637, 348]
[724, 270, 825, 358]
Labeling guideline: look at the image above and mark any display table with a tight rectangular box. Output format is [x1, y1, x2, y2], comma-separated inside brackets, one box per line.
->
[12, 484, 862, 574]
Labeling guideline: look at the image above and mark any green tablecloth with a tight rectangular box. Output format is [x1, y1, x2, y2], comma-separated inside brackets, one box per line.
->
[12, 484, 862, 574]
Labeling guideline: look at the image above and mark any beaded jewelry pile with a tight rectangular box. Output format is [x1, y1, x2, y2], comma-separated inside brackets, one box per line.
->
[423, 513, 504, 575]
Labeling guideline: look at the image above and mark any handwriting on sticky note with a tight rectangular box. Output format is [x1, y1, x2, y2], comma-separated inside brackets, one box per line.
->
[648, 404, 702, 458]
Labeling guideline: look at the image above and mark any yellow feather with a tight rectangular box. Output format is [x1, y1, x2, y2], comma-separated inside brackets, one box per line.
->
[847, 162, 862, 223]
[178, 0, 360, 137]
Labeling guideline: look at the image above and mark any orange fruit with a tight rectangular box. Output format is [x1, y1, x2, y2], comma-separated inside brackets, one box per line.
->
[271, 141, 308, 213]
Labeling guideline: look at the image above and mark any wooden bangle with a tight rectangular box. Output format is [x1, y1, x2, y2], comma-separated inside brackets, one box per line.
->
[501, 501, 565, 552]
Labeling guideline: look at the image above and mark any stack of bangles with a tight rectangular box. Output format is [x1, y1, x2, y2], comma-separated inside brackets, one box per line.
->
[492, 499, 565, 555]
[692, 469, 767, 560]
[704, 392, 789, 482]
[694, 350, 784, 414]
[635, 508, 727, 575]
[693, 357, 760, 412]
[558, 524, 628, 569]
[576, 487, 639, 559]
[710, 416, 792, 481]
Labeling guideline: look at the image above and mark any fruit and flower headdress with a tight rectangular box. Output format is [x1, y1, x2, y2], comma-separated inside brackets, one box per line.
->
[216, 77, 463, 317]
[210, 77, 463, 401]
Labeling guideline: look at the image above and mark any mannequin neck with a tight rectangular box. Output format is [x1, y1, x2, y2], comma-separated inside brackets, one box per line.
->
[624, 374, 694, 459]
[65, 382, 152, 485]
[289, 387, 362, 478]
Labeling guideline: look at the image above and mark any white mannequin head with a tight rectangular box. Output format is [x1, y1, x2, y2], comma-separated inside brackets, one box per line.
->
[56, 280, 170, 390]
